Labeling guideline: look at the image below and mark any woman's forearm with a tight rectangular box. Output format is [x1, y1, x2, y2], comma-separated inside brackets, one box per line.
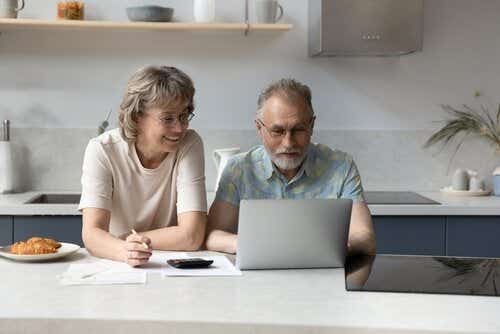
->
[142, 225, 203, 251]
[82, 225, 126, 261]
[143, 212, 207, 251]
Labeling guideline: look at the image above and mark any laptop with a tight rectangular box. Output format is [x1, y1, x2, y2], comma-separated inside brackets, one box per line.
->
[236, 199, 352, 270]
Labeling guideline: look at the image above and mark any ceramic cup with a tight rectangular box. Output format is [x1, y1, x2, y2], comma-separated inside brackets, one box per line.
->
[0, 0, 25, 18]
[256, 0, 283, 23]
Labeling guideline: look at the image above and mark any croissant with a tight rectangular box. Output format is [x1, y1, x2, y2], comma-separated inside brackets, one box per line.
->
[10, 237, 61, 255]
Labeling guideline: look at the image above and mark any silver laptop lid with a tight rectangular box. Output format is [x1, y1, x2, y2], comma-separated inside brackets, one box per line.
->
[236, 199, 352, 270]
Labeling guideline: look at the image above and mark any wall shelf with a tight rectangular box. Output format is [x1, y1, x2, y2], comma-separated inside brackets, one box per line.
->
[0, 18, 292, 34]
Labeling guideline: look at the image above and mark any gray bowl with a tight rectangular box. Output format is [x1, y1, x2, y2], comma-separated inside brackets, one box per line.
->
[126, 6, 174, 22]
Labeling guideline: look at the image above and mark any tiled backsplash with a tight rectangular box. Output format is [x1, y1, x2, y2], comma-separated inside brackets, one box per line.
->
[9, 128, 500, 193]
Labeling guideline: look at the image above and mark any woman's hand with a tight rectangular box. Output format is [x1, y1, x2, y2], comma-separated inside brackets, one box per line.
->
[123, 233, 152, 267]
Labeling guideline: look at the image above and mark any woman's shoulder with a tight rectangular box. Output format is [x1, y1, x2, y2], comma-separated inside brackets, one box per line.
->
[178, 129, 204, 152]
[90, 128, 125, 146]
[86, 128, 130, 158]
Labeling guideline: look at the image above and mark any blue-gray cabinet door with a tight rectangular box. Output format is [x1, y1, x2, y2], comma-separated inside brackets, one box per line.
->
[372, 216, 446, 255]
[0, 216, 13, 245]
[446, 216, 500, 257]
[13, 216, 83, 246]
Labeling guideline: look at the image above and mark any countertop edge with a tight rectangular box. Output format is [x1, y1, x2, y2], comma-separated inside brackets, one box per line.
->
[0, 191, 498, 216]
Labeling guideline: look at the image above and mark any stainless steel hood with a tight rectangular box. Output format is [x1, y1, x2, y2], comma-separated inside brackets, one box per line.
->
[309, 0, 424, 57]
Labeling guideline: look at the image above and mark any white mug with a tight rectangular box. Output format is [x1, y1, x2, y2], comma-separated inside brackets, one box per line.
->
[256, 0, 283, 23]
[0, 0, 25, 18]
[193, 0, 215, 23]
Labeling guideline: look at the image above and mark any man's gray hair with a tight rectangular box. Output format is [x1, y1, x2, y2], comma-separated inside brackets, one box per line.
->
[119, 65, 195, 140]
[257, 78, 314, 118]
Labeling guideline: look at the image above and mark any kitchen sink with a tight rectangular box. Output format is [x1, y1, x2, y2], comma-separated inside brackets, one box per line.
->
[24, 194, 81, 204]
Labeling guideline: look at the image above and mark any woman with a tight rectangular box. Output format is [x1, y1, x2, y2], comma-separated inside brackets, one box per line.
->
[79, 66, 207, 267]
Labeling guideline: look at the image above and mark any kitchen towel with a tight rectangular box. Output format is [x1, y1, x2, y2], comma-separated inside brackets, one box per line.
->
[0, 141, 14, 193]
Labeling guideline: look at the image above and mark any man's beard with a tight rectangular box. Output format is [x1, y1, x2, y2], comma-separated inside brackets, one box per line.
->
[267, 146, 308, 171]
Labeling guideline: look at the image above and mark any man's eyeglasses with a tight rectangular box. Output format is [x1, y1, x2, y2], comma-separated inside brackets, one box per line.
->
[256, 118, 314, 139]
[155, 112, 195, 127]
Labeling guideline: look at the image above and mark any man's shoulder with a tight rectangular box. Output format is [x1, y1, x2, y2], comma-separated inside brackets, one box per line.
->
[227, 145, 266, 167]
[311, 143, 354, 164]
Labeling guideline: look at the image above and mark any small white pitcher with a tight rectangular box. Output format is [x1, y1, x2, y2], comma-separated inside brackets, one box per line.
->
[213, 147, 240, 191]
[0, 0, 25, 18]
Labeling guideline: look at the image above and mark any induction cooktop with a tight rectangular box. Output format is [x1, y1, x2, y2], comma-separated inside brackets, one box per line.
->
[364, 191, 440, 205]
[345, 255, 500, 297]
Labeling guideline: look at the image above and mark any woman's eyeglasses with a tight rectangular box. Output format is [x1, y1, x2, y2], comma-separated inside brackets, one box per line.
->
[155, 112, 195, 127]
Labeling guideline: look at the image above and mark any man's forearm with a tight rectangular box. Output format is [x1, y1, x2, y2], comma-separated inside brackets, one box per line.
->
[348, 229, 376, 255]
[205, 229, 237, 254]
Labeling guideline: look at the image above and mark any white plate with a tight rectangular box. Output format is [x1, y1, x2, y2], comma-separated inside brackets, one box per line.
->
[440, 188, 491, 197]
[0, 242, 80, 262]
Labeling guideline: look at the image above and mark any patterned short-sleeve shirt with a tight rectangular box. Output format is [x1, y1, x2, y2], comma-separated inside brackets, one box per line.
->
[215, 143, 365, 207]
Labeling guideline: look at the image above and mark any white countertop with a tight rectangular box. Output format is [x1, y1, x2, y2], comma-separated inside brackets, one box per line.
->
[1, 249, 499, 334]
[0, 191, 499, 216]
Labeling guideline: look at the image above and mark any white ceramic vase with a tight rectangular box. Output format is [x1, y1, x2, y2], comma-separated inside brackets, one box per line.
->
[193, 0, 215, 23]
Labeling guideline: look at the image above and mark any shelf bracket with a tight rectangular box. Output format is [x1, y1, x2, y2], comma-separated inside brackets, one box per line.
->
[244, 0, 250, 36]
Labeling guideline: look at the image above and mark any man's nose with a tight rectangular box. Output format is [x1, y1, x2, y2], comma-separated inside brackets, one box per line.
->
[281, 130, 296, 147]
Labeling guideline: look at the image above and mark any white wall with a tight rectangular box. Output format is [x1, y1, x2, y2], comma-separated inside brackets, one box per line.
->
[2, 0, 500, 130]
[1, 0, 500, 191]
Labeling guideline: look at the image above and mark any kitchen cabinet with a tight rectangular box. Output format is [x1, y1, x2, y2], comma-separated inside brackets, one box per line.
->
[446, 216, 500, 258]
[372, 216, 446, 256]
[13, 216, 83, 246]
[0, 216, 13, 245]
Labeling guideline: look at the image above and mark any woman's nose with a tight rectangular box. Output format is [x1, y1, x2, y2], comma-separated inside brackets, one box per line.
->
[171, 119, 185, 133]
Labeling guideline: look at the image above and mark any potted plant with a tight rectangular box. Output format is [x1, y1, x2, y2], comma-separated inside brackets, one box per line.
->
[424, 92, 500, 195]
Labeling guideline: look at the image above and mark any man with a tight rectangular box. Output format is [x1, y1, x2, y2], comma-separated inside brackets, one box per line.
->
[206, 79, 376, 255]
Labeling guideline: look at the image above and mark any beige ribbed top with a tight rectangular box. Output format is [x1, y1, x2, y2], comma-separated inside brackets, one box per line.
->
[78, 128, 207, 238]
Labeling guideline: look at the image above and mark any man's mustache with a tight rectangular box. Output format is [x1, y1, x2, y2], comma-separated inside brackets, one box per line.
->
[275, 148, 301, 154]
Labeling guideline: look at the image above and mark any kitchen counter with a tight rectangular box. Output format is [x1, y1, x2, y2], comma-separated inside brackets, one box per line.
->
[0, 191, 499, 216]
[1, 249, 499, 334]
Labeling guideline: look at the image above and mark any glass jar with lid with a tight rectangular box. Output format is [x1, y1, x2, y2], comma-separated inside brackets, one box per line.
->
[57, 1, 85, 20]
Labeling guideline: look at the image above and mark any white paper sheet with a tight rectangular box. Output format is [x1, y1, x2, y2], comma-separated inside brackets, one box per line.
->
[58, 261, 146, 286]
[162, 255, 242, 277]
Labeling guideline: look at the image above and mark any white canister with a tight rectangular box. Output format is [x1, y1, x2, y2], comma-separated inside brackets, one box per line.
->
[0, 141, 15, 193]
[193, 0, 215, 23]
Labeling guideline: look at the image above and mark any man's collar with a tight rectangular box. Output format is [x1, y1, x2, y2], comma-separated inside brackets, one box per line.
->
[262, 149, 274, 180]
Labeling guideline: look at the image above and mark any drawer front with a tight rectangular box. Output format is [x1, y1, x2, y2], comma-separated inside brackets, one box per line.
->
[0, 216, 13, 245]
[14, 216, 83, 246]
[373, 216, 446, 256]
[447, 216, 500, 257]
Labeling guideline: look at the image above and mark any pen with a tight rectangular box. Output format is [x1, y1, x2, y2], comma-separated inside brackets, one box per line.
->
[131, 229, 149, 249]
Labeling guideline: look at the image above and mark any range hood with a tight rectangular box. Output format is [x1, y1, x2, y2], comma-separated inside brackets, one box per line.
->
[309, 0, 424, 57]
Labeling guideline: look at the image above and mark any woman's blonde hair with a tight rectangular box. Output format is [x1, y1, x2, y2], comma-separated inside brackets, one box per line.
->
[119, 66, 195, 140]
